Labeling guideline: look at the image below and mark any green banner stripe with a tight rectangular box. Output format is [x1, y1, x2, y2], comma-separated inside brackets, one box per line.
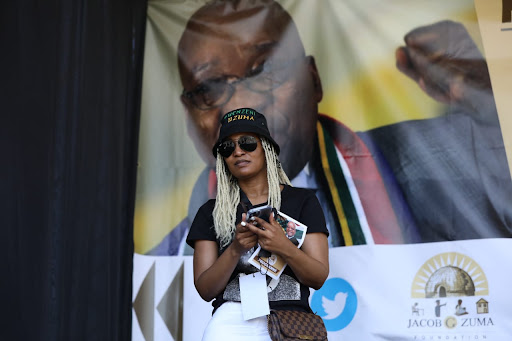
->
[320, 126, 366, 244]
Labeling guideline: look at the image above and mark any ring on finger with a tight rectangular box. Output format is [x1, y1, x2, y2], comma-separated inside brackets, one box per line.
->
[241, 221, 247, 227]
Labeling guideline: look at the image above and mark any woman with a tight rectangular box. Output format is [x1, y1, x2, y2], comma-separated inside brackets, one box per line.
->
[186, 108, 329, 340]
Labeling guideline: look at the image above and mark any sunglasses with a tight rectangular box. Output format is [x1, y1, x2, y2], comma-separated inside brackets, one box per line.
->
[218, 135, 259, 158]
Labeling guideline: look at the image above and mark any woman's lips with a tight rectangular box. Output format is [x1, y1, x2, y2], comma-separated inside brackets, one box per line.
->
[235, 159, 250, 166]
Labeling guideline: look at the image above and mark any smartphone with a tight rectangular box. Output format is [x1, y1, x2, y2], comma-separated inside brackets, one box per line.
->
[246, 205, 273, 225]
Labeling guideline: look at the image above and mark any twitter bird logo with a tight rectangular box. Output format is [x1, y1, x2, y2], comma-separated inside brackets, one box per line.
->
[311, 278, 357, 332]
[322, 291, 347, 319]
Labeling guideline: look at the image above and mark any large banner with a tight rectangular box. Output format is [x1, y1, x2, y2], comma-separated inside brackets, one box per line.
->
[133, 1, 512, 340]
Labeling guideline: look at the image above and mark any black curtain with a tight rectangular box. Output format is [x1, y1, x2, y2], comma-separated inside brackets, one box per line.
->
[2, 0, 146, 340]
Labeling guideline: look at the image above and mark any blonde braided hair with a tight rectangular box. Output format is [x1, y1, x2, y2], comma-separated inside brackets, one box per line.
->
[213, 137, 291, 248]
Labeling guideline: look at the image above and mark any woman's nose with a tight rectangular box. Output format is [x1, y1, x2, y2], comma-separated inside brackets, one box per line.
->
[232, 142, 245, 156]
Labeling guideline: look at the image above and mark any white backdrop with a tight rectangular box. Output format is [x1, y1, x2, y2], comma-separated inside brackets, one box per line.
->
[133, 238, 512, 340]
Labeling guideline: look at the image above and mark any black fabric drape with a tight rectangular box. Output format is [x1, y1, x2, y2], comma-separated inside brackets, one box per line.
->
[2, 0, 146, 340]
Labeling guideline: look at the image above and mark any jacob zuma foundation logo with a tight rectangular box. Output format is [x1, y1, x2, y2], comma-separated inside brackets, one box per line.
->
[407, 252, 494, 339]
[411, 252, 488, 299]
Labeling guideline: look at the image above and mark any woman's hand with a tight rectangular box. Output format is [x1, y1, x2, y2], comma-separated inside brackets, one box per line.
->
[247, 214, 329, 290]
[247, 213, 290, 252]
[231, 213, 258, 255]
[193, 213, 258, 301]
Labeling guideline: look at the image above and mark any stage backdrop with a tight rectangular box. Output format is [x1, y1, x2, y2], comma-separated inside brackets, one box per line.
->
[133, 0, 512, 340]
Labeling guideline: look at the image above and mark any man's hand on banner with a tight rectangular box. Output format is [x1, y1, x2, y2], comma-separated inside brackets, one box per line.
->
[395, 20, 495, 119]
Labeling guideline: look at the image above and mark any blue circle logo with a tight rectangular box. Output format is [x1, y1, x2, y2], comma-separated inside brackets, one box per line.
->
[310, 278, 357, 332]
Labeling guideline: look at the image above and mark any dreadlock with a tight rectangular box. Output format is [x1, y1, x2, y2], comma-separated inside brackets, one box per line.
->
[213, 137, 291, 248]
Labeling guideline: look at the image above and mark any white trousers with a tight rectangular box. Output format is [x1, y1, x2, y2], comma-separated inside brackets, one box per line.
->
[202, 302, 272, 341]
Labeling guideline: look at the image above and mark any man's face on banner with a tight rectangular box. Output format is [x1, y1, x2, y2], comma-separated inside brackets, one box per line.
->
[177, 1, 323, 179]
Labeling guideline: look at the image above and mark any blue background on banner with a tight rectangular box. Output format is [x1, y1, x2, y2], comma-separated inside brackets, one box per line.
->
[311, 277, 358, 331]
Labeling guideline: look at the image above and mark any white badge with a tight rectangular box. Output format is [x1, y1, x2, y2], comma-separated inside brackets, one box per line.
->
[239, 272, 270, 320]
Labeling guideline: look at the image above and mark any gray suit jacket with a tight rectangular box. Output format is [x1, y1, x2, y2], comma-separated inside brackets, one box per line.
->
[362, 111, 512, 242]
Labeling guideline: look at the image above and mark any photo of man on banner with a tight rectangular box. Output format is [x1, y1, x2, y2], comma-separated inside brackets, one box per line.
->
[136, 0, 512, 256]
